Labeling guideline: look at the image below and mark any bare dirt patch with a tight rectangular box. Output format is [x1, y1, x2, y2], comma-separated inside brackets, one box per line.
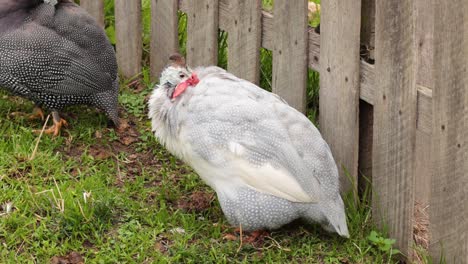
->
[50, 251, 84, 264]
[176, 191, 215, 213]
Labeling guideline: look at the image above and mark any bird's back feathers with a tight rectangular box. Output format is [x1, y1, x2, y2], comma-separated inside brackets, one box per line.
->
[0, 0, 119, 126]
[149, 65, 349, 236]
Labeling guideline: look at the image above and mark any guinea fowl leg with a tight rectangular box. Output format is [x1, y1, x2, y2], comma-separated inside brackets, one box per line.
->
[28, 106, 45, 121]
[34, 111, 68, 136]
[9, 105, 44, 121]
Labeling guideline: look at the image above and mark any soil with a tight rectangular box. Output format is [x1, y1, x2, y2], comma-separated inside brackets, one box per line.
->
[50, 252, 84, 264]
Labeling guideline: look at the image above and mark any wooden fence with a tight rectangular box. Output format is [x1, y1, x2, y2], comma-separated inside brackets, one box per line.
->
[78, 0, 467, 262]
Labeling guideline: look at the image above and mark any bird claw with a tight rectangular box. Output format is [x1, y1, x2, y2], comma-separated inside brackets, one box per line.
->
[10, 107, 45, 121]
[29, 107, 45, 121]
[33, 118, 68, 136]
[244, 230, 269, 243]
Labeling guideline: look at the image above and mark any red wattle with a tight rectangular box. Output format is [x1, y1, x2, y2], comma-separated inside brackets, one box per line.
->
[172, 73, 200, 99]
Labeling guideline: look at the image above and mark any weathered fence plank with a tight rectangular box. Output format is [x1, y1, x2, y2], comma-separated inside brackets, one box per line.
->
[429, 0, 468, 262]
[79, 0, 105, 27]
[307, 28, 320, 72]
[178, 3, 433, 134]
[372, 0, 417, 255]
[413, 0, 435, 208]
[151, 0, 179, 80]
[272, 0, 308, 112]
[319, 0, 362, 192]
[186, 0, 219, 66]
[115, 0, 142, 79]
[414, 86, 433, 207]
[415, 0, 434, 89]
[227, 0, 261, 84]
[180, 1, 336, 74]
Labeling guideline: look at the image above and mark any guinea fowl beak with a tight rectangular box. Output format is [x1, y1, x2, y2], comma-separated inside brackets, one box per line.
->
[172, 72, 200, 99]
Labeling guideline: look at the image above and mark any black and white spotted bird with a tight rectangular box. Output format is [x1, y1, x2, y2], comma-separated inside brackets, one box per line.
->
[0, 0, 119, 135]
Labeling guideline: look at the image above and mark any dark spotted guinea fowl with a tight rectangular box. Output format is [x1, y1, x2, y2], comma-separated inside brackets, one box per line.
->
[0, 0, 119, 135]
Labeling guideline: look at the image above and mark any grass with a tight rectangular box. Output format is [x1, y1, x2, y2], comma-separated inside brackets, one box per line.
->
[0, 86, 402, 263]
[0, 0, 418, 263]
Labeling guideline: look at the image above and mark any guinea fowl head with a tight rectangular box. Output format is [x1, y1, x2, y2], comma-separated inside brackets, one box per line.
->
[159, 54, 199, 100]
[148, 54, 199, 137]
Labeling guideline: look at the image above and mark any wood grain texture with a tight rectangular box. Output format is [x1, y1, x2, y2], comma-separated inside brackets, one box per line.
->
[414, 130, 431, 205]
[227, 0, 261, 84]
[115, 0, 142, 79]
[414, 85, 432, 207]
[360, 62, 433, 134]
[260, 11, 274, 51]
[430, 0, 468, 262]
[307, 28, 320, 72]
[186, 0, 219, 67]
[79, 0, 105, 27]
[271, 0, 308, 112]
[372, 0, 417, 255]
[416, 86, 432, 133]
[151, 0, 179, 81]
[319, 0, 362, 193]
[415, 0, 434, 89]
[359, 61, 375, 105]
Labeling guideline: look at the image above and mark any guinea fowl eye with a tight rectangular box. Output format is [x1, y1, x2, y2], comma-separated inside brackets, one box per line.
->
[179, 74, 186, 78]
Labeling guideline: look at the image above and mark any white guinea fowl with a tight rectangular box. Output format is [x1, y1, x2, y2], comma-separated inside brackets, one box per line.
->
[148, 54, 349, 237]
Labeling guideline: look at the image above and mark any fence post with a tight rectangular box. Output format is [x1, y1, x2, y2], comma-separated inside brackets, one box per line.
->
[186, 0, 219, 67]
[429, 1, 468, 262]
[114, 0, 142, 79]
[227, 0, 261, 85]
[151, 0, 179, 81]
[79, 0, 105, 27]
[272, 0, 308, 113]
[319, 0, 362, 194]
[372, 0, 417, 256]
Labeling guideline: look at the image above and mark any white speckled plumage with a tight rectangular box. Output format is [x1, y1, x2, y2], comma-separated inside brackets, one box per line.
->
[148, 57, 349, 237]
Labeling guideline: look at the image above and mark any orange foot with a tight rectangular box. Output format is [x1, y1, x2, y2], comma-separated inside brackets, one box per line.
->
[28, 106, 45, 121]
[244, 230, 269, 244]
[227, 228, 269, 244]
[33, 111, 68, 136]
[10, 106, 44, 121]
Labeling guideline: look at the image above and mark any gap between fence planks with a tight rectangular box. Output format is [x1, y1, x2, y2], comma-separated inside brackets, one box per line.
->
[319, 0, 362, 193]
[114, 0, 142, 79]
[357, 0, 375, 196]
[372, 0, 417, 256]
[360, 0, 375, 61]
[429, 0, 468, 262]
[79, 0, 105, 27]
[150, 0, 179, 80]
